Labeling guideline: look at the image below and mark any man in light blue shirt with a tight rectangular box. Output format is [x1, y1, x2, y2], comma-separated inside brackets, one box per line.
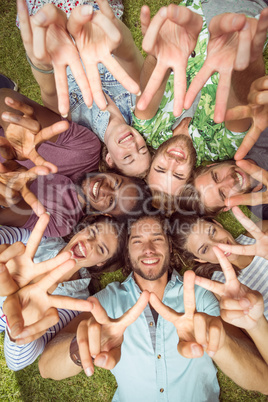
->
[38, 214, 268, 400]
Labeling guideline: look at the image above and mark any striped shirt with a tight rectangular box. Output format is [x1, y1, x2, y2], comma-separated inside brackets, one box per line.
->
[0, 226, 32, 245]
[212, 234, 268, 319]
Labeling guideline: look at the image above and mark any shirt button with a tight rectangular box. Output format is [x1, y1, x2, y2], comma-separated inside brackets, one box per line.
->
[157, 354, 161, 359]
[191, 50, 196, 58]
[149, 322, 154, 327]
[160, 388, 164, 393]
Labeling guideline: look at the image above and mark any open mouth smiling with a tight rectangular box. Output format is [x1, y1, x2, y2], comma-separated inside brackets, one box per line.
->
[167, 148, 186, 160]
[71, 241, 87, 259]
[118, 132, 133, 144]
[140, 257, 160, 266]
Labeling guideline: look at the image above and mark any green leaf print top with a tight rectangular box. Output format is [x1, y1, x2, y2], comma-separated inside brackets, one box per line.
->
[132, 0, 248, 167]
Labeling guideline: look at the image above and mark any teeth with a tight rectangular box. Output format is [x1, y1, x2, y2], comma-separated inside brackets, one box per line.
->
[119, 134, 132, 144]
[93, 182, 99, 197]
[236, 172, 243, 187]
[171, 151, 184, 157]
[142, 258, 159, 265]
[78, 242, 86, 257]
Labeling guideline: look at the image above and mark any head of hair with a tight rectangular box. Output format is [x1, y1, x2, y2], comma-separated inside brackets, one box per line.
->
[122, 212, 181, 277]
[169, 212, 240, 279]
[75, 170, 154, 221]
[63, 214, 127, 292]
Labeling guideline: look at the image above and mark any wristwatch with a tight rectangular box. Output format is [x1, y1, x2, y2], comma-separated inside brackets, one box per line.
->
[69, 335, 82, 367]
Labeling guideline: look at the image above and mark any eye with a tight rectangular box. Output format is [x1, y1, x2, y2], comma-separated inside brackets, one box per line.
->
[124, 155, 131, 160]
[213, 171, 219, 183]
[139, 146, 147, 154]
[114, 179, 119, 189]
[98, 245, 105, 255]
[89, 228, 96, 239]
[154, 237, 164, 242]
[109, 197, 114, 207]
[201, 245, 208, 255]
[132, 240, 141, 244]
[219, 190, 226, 202]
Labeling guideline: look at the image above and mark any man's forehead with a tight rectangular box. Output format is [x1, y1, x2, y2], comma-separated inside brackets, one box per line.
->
[130, 218, 164, 236]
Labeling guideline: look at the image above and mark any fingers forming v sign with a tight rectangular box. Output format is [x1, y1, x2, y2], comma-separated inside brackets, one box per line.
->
[195, 247, 264, 330]
[137, 4, 203, 116]
[217, 206, 268, 260]
[225, 160, 268, 209]
[17, 0, 92, 117]
[77, 291, 150, 376]
[6, 213, 72, 288]
[67, 1, 140, 111]
[226, 75, 268, 160]
[2, 96, 69, 172]
[0, 160, 49, 215]
[3, 258, 94, 344]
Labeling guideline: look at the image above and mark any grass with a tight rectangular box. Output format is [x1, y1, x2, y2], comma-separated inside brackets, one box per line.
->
[0, 0, 268, 401]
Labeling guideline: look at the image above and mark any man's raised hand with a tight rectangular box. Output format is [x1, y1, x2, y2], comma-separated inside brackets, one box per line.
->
[195, 247, 264, 330]
[137, 4, 203, 117]
[77, 292, 149, 376]
[150, 270, 225, 359]
[185, 9, 268, 123]
[226, 75, 268, 160]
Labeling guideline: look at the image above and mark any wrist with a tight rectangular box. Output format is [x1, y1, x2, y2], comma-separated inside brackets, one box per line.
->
[247, 315, 268, 337]
[26, 54, 54, 74]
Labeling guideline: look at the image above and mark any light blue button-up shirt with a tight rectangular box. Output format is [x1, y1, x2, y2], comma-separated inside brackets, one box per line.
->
[95, 270, 220, 402]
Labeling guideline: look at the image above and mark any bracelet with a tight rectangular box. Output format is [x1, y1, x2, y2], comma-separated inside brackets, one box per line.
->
[69, 335, 82, 367]
[26, 54, 54, 74]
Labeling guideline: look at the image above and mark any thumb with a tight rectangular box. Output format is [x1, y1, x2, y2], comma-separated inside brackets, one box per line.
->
[177, 341, 204, 359]
[94, 346, 121, 370]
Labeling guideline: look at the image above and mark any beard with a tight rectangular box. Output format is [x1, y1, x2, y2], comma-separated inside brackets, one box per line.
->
[128, 255, 170, 281]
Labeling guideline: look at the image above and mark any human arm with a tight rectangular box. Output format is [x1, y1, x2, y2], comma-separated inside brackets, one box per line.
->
[225, 160, 268, 209]
[38, 292, 150, 380]
[184, 9, 268, 124]
[217, 206, 268, 259]
[150, 270, 268, 393]
[136, 4, 203, 117]
[225, 75, 268, 160]
[195, 247, 268, 374]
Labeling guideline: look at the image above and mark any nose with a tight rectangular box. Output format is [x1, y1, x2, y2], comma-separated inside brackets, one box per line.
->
[98, 182, 114, 198]
[221, 174, 236, 188]
[143, 240, 156, 255]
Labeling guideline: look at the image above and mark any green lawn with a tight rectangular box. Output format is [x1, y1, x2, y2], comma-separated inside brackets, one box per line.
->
[0, 0, 267, 400]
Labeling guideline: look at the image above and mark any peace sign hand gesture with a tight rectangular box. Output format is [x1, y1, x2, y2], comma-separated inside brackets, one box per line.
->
[1, 95, 69, 172]
[5, 213, 72, 288]
[149, 270, 225, 359]
[2, 257, 93, 344]
[195, 247, 264, 330]
[217, 206, 268, 260]
[137, 4, 203, 117]
[77, 291, 150, 376]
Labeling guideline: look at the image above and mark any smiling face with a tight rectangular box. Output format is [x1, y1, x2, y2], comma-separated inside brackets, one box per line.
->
[105, 123, 151, 177]
[194, 161, 261, 210]
[147, 135, 196, 196]
[128, 217, 170, 281]
[79, 172, 140, 217]
[63, 221, 118, 270]
[186, 219, 238, 264]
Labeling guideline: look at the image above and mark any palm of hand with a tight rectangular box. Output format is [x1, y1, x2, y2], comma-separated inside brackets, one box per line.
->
[205, 32, 239, 74]
[6, 124, 38, 161]
[174, 312, 195, 343]
[6, 253, 36, 288]
[250, 103, 268, 132]
[151, 21, 196, 68]
[46, 23, 78, 68]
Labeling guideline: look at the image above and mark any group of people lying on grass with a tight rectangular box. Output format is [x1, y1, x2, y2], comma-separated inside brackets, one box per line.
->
[0, 0, 268, 399]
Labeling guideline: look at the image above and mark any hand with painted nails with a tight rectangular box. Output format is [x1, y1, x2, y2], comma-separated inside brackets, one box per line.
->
[76, 292, 149, 376]
[67, 0, 141, 111]
[3, 213, 72, 288]
[137, 4, 202, 117]
[1, 96, 69, 172]
[149, 270, 225, 359]
[225, 160, 268, 210]
[184, 9, 268, 123]
[217, 206, 268, 260]
[195, 247, 264, 330]
[225, 75, 268, 160]
[17, 0, 91, 116]
[2, 256, 93, 344]
[0, 160, 49, 214]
